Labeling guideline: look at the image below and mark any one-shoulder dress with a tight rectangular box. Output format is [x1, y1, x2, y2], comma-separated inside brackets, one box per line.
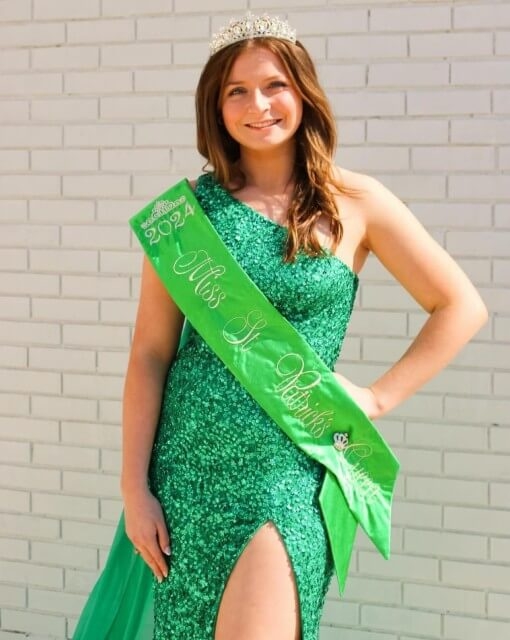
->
[148, 173, 359, 640]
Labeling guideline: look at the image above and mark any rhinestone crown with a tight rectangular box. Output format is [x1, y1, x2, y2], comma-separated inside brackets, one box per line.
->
[210, 12, 297, 56]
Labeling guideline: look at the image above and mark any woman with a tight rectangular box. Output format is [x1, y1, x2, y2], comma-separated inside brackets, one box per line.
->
[76, 13, 487, 640]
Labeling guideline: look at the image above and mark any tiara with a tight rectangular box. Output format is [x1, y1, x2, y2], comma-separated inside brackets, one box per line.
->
[210, 13, 297, 56]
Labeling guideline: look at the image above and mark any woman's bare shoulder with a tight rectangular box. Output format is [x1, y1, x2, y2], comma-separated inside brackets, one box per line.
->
[334, 165, 379, 194]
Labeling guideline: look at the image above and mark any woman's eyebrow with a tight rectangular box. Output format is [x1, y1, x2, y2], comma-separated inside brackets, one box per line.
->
[224, 74, 286, 87]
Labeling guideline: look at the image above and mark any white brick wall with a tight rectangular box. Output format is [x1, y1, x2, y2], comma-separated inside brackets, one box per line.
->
[0, 1, 508, 638]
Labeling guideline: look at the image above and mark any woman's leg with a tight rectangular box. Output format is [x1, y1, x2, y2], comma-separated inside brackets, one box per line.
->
[214, 521, 301, 640]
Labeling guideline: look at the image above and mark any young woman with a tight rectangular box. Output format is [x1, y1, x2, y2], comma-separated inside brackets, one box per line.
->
[75, 13, 487, 640]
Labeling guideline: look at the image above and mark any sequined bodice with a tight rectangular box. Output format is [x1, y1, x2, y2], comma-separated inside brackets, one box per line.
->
[192, 173, 358, 369]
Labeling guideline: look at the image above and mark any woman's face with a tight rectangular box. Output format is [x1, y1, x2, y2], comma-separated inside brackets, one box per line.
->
[220, 45, 303, 155]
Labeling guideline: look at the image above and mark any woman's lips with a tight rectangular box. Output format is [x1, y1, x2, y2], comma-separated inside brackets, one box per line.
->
[245, 119, 281, 129]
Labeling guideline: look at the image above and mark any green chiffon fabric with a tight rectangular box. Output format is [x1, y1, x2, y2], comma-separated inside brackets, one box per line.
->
[73, 512, 153, 639]
[73, 324, 192, 639]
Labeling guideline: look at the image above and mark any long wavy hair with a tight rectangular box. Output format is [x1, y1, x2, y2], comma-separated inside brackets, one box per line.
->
[196, 37, 360, 262]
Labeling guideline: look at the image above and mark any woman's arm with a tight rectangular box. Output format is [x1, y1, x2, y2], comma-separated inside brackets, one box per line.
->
[336, 176, 488, 419]
[121, 254, 184, 579]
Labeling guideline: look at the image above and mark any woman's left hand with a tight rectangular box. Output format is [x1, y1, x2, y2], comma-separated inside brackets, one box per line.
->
[333, 372, 382, 420]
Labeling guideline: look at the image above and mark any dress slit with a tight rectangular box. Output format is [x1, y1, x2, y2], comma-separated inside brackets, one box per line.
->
[212, 519, 303, 640]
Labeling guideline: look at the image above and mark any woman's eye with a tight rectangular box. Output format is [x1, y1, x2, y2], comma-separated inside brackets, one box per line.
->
[269, 80, 287, 89]
[227, 87, 245, 96]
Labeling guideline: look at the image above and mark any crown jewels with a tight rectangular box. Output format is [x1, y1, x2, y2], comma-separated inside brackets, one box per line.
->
[210, 13, 297, 56]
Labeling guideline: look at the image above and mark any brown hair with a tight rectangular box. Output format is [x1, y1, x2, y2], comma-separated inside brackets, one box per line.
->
[195, 37, 359, 262]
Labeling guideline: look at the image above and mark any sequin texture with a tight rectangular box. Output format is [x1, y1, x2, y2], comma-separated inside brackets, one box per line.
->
[149, 173, 359, 639]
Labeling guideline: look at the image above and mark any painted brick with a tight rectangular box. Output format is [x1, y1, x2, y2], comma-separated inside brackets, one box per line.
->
[452, 119, 510, 144]
[100, 96, 167, 120]
[370, 62, 449, 87]
[333, 89, 403, 118]
[491, 537, 510, 563]
[173, 40, 212, 66]
[287, 10, 367, 35]
[494, 89, 510, 114]
[0, 368, 60, 395]
[0, 344, 27, 366]
[358, 551, 438, 582]
[31, 98, 98, 122]
[32, 298, 99, 323]
[0, 513, 59, 541]
[64, 71, 132, 95]
[488, 592, 510, 620]
[32, 46, 99, 71]
[31, 541, 97, 570]
[0, 297, 30, 321]
[99, 300, 137, 323]
[0, 559, 63, 589]
[0, 248, 28, 271]
[367, 119, 448, 144]
[0, 0, 31, 21]
[63, 372, 123, 399]
[0, 584, 26, 608]
[361, 604, 441, 636]
[63, 175, 130, 198]
[32, 149, 99, 172]
[29, 587, 86, 616]
[445, 506, 510, 536]
[329, 34, 406, 59]
[29, 199, 94, 223]
[342, 576, 401, 605]
[0, 416, 58, 443]
[34, 0, 100, 20]
[134, 122, 196, 146]
[413, 146, 494, 172]
[101, 449, 121, 473]
[407, 89, 491, 116]
[101, 148, 170, 171]
[0, 175, 61, 198]
[32, 492, 98, 520]
[63, 471, 119, 498]
[392, 501, 442, 529]
[444, 614, 510, 640]
[1, 609, 65, 636]
[490, 482, 510, 509]
[410, 32, 492, 58]
[137, 15, 211, 41]
[339, 146, 409, 172]
[0, 23, 65, 48]
[0, 100, 29, 122]
[370, 6, 450, 31]
[63, 324, 130, 348]
[403, 583, 485, 615]
[31, 395, 97, 422]
[0, 536, 29, 562]
[0, 150, 29, 171]
[101, 43, 172, 68]
[62, 520, 116, 546]
[406, 476, 488, 506]
[68, 18, 135, 44]
[30, 346, 95, 373]
[61, 274, 130, 299]
[0, 73, 63, 97]
[33, 444, 99, 470]
[97, 351, 128, 374]
[0, 320, 59, 346]
[61, 422, 120, 449]
[102, 0, 174, 17]
[0, 392, 29, 416]
[405, 528, 487, 560]
[454, 3, 510, 29]
[0, 488, 29, 513]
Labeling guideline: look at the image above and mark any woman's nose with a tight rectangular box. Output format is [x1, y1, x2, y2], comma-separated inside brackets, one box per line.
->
[248, 88, 270, 113]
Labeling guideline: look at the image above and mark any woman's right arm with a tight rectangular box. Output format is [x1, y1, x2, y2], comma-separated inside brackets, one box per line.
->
[121, 254, 184, 581]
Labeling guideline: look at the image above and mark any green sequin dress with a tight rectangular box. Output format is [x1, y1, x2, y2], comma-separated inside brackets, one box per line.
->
[149, 173, 359, 640]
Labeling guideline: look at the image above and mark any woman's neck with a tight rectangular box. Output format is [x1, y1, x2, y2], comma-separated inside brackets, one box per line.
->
[238, 145, 296, 195]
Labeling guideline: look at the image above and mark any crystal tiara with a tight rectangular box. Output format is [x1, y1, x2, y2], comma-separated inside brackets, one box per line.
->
[209, 13, 297, 56]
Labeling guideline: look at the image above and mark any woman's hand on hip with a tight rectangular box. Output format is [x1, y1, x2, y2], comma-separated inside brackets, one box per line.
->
[123, 486, 171, 583]
[333, 372, 382, 420]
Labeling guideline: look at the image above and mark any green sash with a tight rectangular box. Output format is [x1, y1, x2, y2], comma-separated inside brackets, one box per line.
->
[129, 178, 400, 593]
